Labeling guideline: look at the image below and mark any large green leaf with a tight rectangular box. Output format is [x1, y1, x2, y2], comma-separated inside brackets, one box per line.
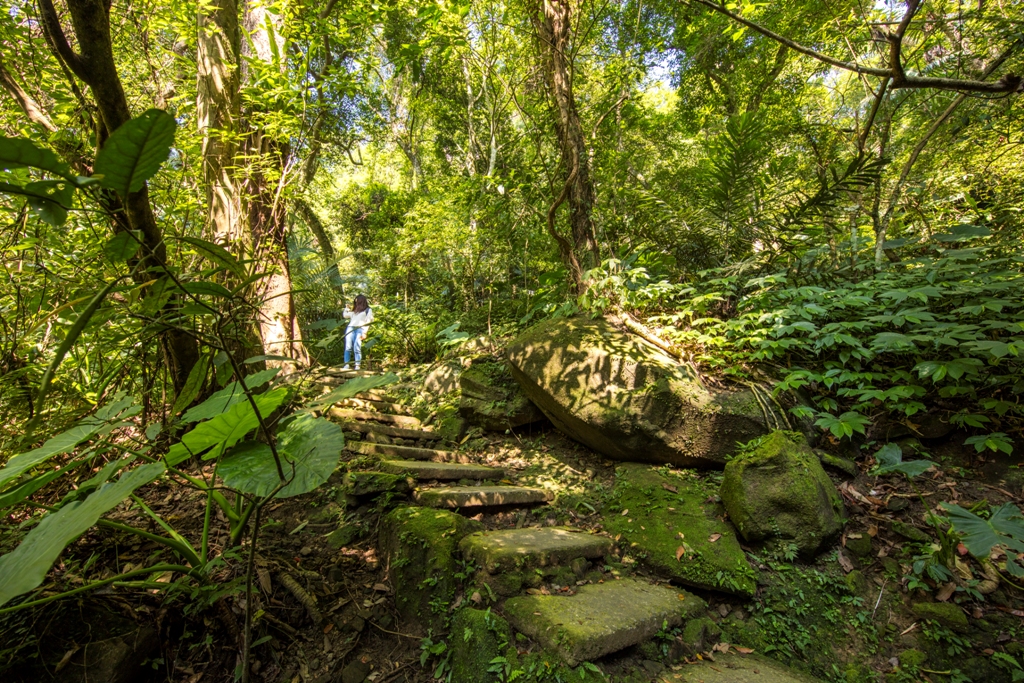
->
[1, 395, 139, 490]
[219, 415, 344, 498]
[0, 137, 71, 177]
[869, 443, 936, 478]
[304, 372, 399, 411]
[166, 387, 290, 465]
[171, 354, 211, 416]
[0, 462, 165, 607]
[180, 368, 281, 423]
[93, 109, 176, 199]
[174, 235, 247, 278]
[941, 503, 1024, 560]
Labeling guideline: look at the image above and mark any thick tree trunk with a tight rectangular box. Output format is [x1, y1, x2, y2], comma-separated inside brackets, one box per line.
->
[241, 1, 309, 368]
[198, 0, 245, 245]
[38, 0, 199, 393]
[533, 0, 600, 293]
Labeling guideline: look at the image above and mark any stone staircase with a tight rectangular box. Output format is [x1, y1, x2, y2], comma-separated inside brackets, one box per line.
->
[323, 368, 815, 682]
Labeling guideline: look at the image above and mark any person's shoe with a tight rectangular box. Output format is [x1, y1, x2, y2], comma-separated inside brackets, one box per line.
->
[342, 364, 351, 370]
[354, 364, 361, 370]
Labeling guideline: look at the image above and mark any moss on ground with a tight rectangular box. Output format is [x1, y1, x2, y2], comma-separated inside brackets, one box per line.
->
[602, 464, 757, 596]
[449, 608, 517, 683]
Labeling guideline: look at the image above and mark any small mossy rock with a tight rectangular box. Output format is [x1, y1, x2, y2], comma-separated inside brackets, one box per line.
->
[343, 471, 412, 498]
[326, 522, 363, 549]
[892, 520, 931, 543]
[58, 623, 160, 683]
[603, 464, 756, 597]
[449, 608, 517, 683]
[380, 506, 483, 632]
[506, 317, 767, 467]
[720, 431, 845, 557]
[340, 660, 371, 683]
[844, 570, 868, 597]
[424, 362, 461, 394]
[900, 649, 927, 668]
[459, 362, 546, 432]
[663, 651, 822, 682]
[911, 602, 969, 633]
[817, 452, 858, 477]
[679, 616, 722, 656]
[844, 535, 872, 558]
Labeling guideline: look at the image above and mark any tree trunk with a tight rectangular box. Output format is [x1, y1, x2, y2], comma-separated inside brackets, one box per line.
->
[241, 1, 310, 368]
[293, 197, 345, 298]
[533, 0, 600, 292]
[38, 0, 199, 394]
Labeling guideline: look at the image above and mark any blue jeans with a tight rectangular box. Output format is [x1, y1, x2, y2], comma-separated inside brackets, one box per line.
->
[344, 327, 363, 365]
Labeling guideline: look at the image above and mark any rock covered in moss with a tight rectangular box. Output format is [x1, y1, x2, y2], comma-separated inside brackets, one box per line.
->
[449, 608, 517, 683]
[911, 602, 968, 632]
[506, 317, 768, 467]
[459, 361, 546, 432]
[603, 464, 756, 597]
[720, 431, 844, 557]
[379, 506, 483, 632]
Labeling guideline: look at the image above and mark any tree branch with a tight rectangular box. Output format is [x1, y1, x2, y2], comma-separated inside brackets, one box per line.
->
[689, 0, 1022, 94]
[37, 0, 89, 82]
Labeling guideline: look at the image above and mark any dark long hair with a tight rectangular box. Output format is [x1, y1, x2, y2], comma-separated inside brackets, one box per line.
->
[352, 294, 369, 313]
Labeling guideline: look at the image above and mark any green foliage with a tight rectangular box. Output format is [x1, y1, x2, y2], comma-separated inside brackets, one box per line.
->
[93, 109, 177, 199]
[941, 502, 1024, 576]
[869, 443, 936, 478]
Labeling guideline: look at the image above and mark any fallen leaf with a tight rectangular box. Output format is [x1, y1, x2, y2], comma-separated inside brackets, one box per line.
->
[837, 549, 854, 573]
[709, 533, 721, 543]
[471, 591, 482, 604]
[373, 583, 389, 593]
[662, 483, 678, 494]
[54, 647, 79, 673]
[712, 642, 730, 653]
[957, 543, 969, 556]
[936, 582, 956, 602]
[676, 546, 685, 561]
[323, 623, 334, 634]
[867, 525, 878, 537]
[734, 646, 754, 654]
[621, 509, 629, 516]
[900, 622, 918, 636]
[257, 568, 272, 594]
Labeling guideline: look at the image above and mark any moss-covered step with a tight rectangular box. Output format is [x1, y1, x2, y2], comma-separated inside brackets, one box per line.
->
[343, 471, 413, 497]
[662, 651, 822, 682]
[345, 440, 461, 462]
[380, 460, 504, 481]
[380, 506, 483, 632]
[331, 416, 441, 441]
[459, 527, 612, 573]
[504, 578, 704, 666]
[336, 398, 414, 415]
[329, 408, 422, 428]
[413, 486, 553, 509]
[602, 464, 756, 597]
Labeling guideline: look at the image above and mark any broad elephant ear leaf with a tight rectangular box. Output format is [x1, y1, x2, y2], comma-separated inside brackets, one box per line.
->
[941, 502, 1024, 557]
[166, 387, 290, 465]
[0, 462, 165, 607]
[179, 368, 281, 424]
[869, 443, 935, 478]
[93, 109, 176, 199]
[219, 415, 344, 498]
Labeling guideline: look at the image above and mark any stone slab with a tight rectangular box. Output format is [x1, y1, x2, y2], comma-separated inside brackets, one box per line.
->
[459, 527, 612, 573]
[344, 440, 466, 462]
[380, 460, 504, 481]
[330, 408, 422, 428]
[504, 578, 704, 666]
[661, 652, 822, 682]
[336, 398, 413, 415]
[332, 416, 441, 441]
[413, 486, 552, 509]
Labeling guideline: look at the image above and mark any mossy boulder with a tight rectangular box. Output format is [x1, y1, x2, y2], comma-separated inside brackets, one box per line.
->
[379, 506, 483, 632]
[911, 602, 968, 632]
[720, 431, 844, 557]
[602, 464, 756, 597]
[459, 361, 546, 432]
[506, 317, 768, 467]
[449, 608, 517, 683]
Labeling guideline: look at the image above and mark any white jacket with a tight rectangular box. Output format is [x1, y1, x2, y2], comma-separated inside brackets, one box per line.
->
[343, 307, 374, 329]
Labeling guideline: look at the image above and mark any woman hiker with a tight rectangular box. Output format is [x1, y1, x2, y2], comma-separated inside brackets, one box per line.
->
[342, 294, 374, 370]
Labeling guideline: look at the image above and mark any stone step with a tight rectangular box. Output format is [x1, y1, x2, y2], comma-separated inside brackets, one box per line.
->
[354, 390, 399, 403]
[325, 368, 379, 378]
[380, 460, 504, 481]
[663, 652, 822, 682]
[413, 486, 552, 509]
[504, 578, 704, 666]
[336, 398, 413, 415]
[459, 527, 612, 573]
[332, 416, 441, 441]
[344, 440, 467, 462]
[330, 408, 422, 429]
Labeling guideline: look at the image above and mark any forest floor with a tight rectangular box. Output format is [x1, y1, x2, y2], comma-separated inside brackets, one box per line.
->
[3, 368, 1024, 683]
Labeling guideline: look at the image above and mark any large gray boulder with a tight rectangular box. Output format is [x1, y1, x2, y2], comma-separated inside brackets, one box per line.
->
[459, 361, 546, 431]
[506, 317, 767, 468]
